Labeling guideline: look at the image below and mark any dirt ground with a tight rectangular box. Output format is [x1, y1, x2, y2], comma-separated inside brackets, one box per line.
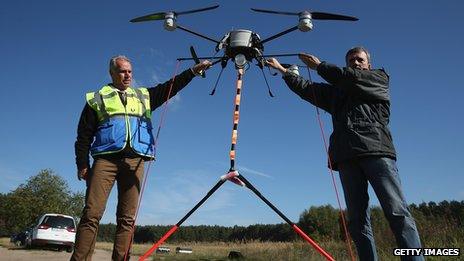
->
[0, 245, 115, 260]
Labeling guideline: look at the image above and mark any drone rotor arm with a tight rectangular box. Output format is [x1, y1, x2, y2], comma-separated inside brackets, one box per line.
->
[260, 25, 298, 45]
[279, 63, 303, 68]
[176, 25, 220, 44]
[259, 53, 299, 58]
[211, 59, 225, 66]
[177, 56, 222, 61]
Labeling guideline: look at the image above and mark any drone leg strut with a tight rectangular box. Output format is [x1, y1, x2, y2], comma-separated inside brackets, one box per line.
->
[139, 172, 334, 261]
[258, 65, 275, 97]
[140, 67, 334, 261]
[139, 179, 227, 260]
[237, 174, 335, 261]
[210, 65, 225, 95]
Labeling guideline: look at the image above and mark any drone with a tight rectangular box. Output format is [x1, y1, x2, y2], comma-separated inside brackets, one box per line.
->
[131, 6, 359, 260]
[130, 5, 358, 95]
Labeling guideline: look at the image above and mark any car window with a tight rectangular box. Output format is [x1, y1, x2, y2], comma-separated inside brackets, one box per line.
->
[41, 216, 75, 229]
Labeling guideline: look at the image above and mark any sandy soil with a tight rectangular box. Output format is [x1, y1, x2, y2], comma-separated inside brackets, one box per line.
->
[0, 246, 116, 260]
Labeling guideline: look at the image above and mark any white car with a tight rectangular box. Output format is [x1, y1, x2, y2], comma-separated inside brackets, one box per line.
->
[30, 213, 76, 252]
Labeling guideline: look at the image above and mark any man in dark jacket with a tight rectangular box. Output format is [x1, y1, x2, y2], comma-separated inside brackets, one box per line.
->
[266, 47, 423, 261]
[72, 55, 211, 261]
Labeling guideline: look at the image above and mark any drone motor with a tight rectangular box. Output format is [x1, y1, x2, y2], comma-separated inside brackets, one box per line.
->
[163, 12, 177, 31]
[298, 12, 313, 32]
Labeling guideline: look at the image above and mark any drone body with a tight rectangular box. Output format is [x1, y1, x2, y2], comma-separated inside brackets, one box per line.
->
[217, 30, 263, 66]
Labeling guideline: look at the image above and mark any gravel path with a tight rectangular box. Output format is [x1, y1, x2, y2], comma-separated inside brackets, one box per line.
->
[0, 246, 114, 260]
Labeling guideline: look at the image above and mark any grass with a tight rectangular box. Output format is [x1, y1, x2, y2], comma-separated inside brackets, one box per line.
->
[1, 238, 334, 260]
[110, 240, 338, 260]
[0, 237, 12, 246]
[2, 237, 463, 260]
[96, 237, 464, 260]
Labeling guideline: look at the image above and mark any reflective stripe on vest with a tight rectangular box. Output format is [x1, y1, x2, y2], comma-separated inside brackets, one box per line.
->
[86, 85, 154, 158]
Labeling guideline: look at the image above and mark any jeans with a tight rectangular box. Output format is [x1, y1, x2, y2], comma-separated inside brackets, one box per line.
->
[338, 157, 423, 261]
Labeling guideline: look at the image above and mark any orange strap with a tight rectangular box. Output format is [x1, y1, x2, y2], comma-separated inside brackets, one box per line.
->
[229, 68, 244, 170]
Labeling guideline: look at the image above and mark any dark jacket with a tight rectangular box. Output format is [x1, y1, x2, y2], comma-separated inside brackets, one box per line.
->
[283, 62, 396, 170]
[75, 69, 196, 170]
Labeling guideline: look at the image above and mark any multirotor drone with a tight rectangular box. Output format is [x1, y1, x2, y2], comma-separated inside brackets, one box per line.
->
[131, 5, 359, 260]
[130, 4, 358, 95]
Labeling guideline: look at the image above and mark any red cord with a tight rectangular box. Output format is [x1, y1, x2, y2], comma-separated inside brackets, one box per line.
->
[123, 60, 182, 261]
[307, 68, 356, 261]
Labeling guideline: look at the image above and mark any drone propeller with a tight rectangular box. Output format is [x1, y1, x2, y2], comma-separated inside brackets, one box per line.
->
[130, 5, 219, 22]
[250, 9, 299, 16]
[251, 8, 358, 21]
[251, 8, 358, 43]
[131, 5, 221, 44]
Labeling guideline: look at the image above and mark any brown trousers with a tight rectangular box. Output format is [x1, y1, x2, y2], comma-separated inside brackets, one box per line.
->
[71, 157, 144, 261]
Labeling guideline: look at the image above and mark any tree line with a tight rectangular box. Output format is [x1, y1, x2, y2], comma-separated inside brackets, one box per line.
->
[96, 201, 463, 244]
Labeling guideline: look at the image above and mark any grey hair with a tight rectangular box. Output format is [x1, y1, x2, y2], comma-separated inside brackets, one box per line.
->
[109, 55, 131, 73]
[345, 46, 371, 64]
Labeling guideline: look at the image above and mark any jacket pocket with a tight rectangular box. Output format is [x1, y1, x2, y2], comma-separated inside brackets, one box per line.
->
[138, 119, 154, 145]
[94, 122, 115, 146]
[349, 123, 381, 151]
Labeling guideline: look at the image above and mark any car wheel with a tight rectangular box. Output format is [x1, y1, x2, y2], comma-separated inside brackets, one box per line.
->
[26, 238, 33, 248]
[66, 246, 74, 253]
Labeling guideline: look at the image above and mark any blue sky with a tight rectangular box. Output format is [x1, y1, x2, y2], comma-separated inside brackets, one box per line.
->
[1, 1, 463, 227]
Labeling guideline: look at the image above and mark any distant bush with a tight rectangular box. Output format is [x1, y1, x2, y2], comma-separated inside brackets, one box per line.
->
[0, 169, 84, 236]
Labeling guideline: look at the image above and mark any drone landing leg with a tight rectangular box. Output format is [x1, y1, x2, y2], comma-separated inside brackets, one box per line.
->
[140, 68, 334, 261]
[259, 65, 275, 97]
[139, 178, 227, 261]
[236, 174, 335, 261]
[210, 63, 226, 95]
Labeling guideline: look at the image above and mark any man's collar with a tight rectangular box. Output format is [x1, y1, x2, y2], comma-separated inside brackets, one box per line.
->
[108, 83, 128, 93]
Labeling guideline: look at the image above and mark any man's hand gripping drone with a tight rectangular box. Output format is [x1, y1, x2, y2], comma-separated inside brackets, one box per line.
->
[131, 5, 358, 261]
